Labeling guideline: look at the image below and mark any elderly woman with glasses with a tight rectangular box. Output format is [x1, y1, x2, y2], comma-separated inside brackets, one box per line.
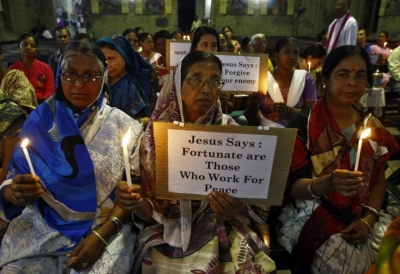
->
[0, 40, 142, 273]
[115, 51, 276, 273]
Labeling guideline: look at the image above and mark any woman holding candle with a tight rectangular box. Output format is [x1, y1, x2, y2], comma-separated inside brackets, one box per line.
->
[276, 45, 399, 273]
[115, 51, 276, 273]
[0, 40, 142, 273]
[244, 37, 317, 127]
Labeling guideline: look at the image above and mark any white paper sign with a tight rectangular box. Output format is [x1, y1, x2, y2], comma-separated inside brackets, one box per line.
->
[169, 41, 190, 68]
[167, 129, 277, 199]
[218, 55, 260, 92]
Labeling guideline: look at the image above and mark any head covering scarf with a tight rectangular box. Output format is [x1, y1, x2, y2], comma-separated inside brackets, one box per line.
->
[0, 93, 26, 141]
[95, 34, 156, 117]
[0, 70, 37, 110]
[140, 57, 235, 251]
[7, 52, 107, 244]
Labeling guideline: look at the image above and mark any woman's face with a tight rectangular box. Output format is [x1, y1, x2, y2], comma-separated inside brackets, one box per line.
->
[141, 36, 154, 53]
[195, 34, 218, 52]
[223, 28, 232, 40]
[357, 30, 367, 45]
[19, 36, 38, 58]
[125, 32, 139, 50]
[60, 54, 103, 110]
[325, 54, 368, 106]
[181, 60, 221, 123]
[101, 47, 127, 82]
[275, 42, 299, 70]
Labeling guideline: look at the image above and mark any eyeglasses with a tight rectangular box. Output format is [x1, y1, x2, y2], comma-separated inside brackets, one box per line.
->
[185, 75, 224, 90]
[61, 72, 103, 83]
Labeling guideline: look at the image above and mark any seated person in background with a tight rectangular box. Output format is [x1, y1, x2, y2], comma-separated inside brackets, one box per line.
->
[153, 30, 172, 92]
[48, 27, 72, 78]
[356, 28, 372, 54]
[222, 26, 241, 53]
[10, 34, 55, 104]
[371, 31, 391, 62]
[219, 32, 230, 52]
[298, 44, 327, 96]
[171, 30, 183, 40]
[122, 28, 140, 52]
[116, 51, 276, 273]
[251, 33, 274, 72]
[245, 37, 316, 127]
[388, 45, 400, 93]
[96, 34, 156, 128]
[0, 40, 142, 273]
[276, 45, 399, 273]
[240, 36, 252, 53]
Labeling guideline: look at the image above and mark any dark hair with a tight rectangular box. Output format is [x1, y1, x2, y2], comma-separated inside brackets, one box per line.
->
[62, 40, 106, 70]
[379, 31, 389, 39]
[275, 37, 299, 53]
[181, 51, 222, 84]
[77, 33, 89, 40]
[241, 37, 251, 49]
[134, 27, 144, 33]
[18, 34, 38, 47]
[171, 31, 183, 39]
[221, 26, 233, 33]
[358, 28, 369, 36]
[138, 32, 152, 42]
[316, 29, 327, 42]
[300, 44, 327, 59]
[322, 45, 373, 86]
[190, 26, 220, 52]
[0, 45, 2, 54]
[122, 28, 137, 37]
[153, 30, 171, 43]
[54, 26, 71, 37]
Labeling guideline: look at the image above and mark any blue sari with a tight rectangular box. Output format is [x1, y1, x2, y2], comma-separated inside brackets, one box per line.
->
[96, 34, 156, 118]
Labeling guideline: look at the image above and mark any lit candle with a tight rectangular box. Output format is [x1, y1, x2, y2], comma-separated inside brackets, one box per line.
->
[307, 61, 311, 72]
[384, 42, 387, 48]
[21, 138, 36, 176]
[121, 127, 132, 187]
[390, 49, 393, 53]
[354, 128, 371, 171]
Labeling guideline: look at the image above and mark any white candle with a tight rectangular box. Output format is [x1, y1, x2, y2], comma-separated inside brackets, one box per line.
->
[21, 138, 36, 176]
[354, 128, 371, 171]
[384, 42, 387, 48]
[307, 61, 311, 72]
[121, 127, 132, 187]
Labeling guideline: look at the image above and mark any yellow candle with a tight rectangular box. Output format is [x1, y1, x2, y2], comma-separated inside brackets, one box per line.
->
[307, 61, 311, 72]
[21, 138, 36, 176]
[121, 128, 132, 187]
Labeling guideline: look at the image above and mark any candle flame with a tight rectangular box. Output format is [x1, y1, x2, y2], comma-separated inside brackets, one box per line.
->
[308, 61, 311, 66]
[21, 138, 29, 148]
[384, 42, 387, 48]
[360, 128, 371, 139]
[122, 127, 131, 148]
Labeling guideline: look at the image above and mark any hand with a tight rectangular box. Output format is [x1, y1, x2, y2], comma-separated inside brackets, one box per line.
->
[64, 233, 106, 270]
[115, 181, 143, 212]
[151, 66, 160, 80]
[233, 41, 241, 53]
[207, 191, 246, 222]
[219, 91, 231, 102]
[330, 169, 363, 197]
[6, 175, 43, 206]
[340, 219, 370, 245]
[248, 91, 264, 107]
[273, 102, 288, 115]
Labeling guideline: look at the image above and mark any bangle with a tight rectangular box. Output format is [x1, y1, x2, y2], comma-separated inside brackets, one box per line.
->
[362, 205, 379, 217]
[360, 218, 372, 232]
[308, 177, 322, 198]
[92, 230, 108, 246]
[106, 217, 123, 233]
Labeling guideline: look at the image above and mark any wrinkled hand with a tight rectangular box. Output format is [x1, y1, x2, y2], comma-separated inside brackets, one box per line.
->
[273, 102, 288, 115]
[7, 175, 43, 206]
[248, 91, 264, 106]
[207, 191, 246, 222]
[115, 181, 143, 212]
[331, 169, 363, 197]
[340, 219, 370, 245]
[64, 233, 106, 270]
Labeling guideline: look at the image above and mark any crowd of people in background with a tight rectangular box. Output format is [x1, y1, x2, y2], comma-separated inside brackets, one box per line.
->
[1, 0, 400, 273]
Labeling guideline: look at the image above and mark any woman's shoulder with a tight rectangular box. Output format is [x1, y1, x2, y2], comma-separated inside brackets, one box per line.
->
[108, 106, 143, 129]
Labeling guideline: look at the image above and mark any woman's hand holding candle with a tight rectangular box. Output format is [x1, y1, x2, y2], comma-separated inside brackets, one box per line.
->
[6, 174, 43, 206]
